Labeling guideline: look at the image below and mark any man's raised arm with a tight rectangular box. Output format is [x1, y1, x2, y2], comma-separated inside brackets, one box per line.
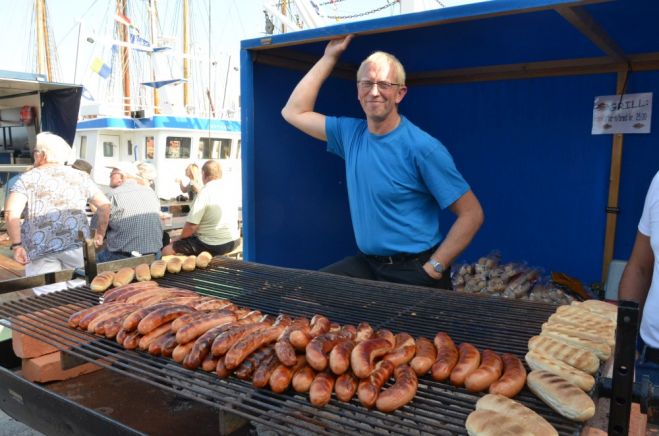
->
[281, 35, 353, 141]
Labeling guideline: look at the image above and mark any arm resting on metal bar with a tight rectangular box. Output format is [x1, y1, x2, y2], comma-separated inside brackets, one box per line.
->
[619, 231, 654, 312]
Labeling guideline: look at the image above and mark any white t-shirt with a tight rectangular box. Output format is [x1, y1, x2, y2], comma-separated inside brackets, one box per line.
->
[639, 171, 659, 347]
[186, 178, 240, 246]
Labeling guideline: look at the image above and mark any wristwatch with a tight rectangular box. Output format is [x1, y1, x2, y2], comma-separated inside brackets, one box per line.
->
[428, 258, 445, 274]
[10, 242, 22, 250]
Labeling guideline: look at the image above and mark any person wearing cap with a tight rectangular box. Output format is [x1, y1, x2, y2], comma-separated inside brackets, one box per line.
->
[92, 161, 163, 262]
[5, 132, 111, 295]
[71, 159, 93, 175]
[162, 160, 240, 257]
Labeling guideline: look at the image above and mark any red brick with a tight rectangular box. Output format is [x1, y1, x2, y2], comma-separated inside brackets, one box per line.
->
[22, 351, 101, 383]
[12, 303, 88, 358]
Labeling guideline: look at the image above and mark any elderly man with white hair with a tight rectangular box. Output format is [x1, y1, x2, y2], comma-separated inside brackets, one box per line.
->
[5, 132, 110, 295]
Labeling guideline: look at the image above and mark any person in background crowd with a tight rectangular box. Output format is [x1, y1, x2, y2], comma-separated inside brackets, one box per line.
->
[5, 132, 110, 295]
[71, 159, 93, 175]
[136, 161, 157, 190]
[619, 170, 659, 384]
[162, 160, 240, 257]
[93, 162, 163, 262]
[176, 163, 203, 201]
[281, 35, 484, 289]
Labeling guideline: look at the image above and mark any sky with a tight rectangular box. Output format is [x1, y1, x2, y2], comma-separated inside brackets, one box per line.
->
[0, 0, 484, 110]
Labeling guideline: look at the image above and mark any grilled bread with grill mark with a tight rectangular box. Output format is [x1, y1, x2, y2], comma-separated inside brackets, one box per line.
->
[525, 350, 595, 392]
[528, 335, 600, 374]
[526, 370, 596, 422]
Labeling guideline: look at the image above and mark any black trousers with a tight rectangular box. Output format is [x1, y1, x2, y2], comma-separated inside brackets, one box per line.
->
[321, 253, 452, 290]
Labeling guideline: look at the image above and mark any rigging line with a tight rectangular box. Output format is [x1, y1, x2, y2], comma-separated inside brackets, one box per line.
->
[57, 0, 102, 45]
[208, 0, 212, 137]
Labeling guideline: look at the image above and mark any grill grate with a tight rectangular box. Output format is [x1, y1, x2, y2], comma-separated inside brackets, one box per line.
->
[0, 258, 588, 435]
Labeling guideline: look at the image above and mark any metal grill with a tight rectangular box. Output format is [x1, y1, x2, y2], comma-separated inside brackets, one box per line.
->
[0, 258, 588, 435]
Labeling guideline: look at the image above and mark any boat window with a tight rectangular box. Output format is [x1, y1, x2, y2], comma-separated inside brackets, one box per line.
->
[236, 140, 241, 159]
[165, 136, 191, 159]
[127, 140, 133, 157]
[103, 141, 114, 157]
[198, 137, 231, 159]
[79, 136, 87, 159]
[145, 136, 154, 159]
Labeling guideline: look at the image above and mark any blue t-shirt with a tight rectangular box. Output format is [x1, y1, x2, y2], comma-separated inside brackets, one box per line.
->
[326, 115, 469, 255]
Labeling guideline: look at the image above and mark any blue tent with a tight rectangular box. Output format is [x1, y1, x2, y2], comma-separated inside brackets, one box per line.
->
[240, 0, 659, 285]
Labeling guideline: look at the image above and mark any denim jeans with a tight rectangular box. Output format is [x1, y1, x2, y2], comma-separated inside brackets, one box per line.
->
[96, 248, 161, 263]
[636, 336, 659, 386]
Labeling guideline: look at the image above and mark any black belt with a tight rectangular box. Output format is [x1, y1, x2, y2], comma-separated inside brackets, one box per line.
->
[645, 346, 659, 364]
[364, 244, 438, 265]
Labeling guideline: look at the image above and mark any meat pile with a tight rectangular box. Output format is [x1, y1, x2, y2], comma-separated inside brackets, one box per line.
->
[67, 281, 528, 412]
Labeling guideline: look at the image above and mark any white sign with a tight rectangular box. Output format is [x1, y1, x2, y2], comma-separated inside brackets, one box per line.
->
[592, 92, 652, 134]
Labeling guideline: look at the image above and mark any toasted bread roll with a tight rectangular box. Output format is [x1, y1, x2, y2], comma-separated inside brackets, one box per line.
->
[196, 251, 213, 268]
[540, 330, 611, 360]
[150, 260, 167, 278]
[574, 299, 617, 320]
[473, 394, 558, 436]
[525, 350, 594, 391]
[542, 322, 614, 347]
[182, 255, 196, 272]
[112, 267, 135, 287]
[528, 335, 599, 374]
[90, 271, 115, 292]
[166, 256, 183, 274]
[526, 370, 596, 422]
[135, 263, 152, 282]
[552, 306, 615, 328]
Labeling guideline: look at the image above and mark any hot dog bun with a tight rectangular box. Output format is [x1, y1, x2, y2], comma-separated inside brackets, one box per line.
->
[112, 267, 135, 287]
[526, 370, 596, 422]
[90, 271, 115, 292]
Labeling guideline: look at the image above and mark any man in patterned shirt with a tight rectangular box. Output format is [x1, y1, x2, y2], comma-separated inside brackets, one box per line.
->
[5, 132, 111, 295]
[94, 162, 163, 262]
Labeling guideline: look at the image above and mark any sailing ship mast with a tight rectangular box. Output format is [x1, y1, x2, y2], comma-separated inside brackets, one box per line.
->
[117, 0, 131, 116]
[35, 0, 54, 81]
[183, 0, 190, 109]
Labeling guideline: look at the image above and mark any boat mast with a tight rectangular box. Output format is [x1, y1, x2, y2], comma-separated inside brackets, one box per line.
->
[149, 0, 160, 114]
[182, 0, 190, 109]
[35, 0, 53, 80]
[118, 0, 131, 116]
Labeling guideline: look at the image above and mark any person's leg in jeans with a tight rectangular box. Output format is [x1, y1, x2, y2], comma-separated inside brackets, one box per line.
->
[321, 255, 375, 280]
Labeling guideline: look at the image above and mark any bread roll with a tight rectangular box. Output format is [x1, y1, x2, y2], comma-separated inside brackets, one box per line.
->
[196, 251, 212, 268]
[542, 321, 614, 347]
[526, 370, 596, 422]
[525, 350, 594, 391]
[166, 256, 182, 274]
[135, 263, 152, 282]
[575, 300, 617, 320]
[182, 255, 196, 272]
[474, 394, 558, 436]
[90, 271, 115, 292]
[113, 267, 135, 287]
[528, 335, 599, 374]
[150, 260, 167, 278]
[553, 306, 615, 327]
[540, 330, 610, 361]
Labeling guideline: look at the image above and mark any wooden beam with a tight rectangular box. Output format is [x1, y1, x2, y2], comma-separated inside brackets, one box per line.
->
[601, 71, 627, 284]
[556, 6, 626, 61]
[254, 48, 659, 85]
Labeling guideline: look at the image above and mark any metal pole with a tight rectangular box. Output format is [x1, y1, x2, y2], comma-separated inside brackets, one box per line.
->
[221, 56, 231, 113]
[74, 20, 82, 83]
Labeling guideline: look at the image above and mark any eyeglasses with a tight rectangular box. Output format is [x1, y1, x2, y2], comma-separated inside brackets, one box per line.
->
[357, 80, 403, 91]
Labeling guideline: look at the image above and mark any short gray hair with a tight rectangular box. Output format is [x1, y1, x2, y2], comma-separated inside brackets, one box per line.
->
[35, 132, 73, 164]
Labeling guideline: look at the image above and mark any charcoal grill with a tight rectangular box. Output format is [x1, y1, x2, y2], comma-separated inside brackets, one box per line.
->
[0, 258, 590, 434]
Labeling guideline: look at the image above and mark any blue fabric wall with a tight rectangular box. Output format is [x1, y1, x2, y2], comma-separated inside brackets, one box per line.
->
[247, 62, 659, 284]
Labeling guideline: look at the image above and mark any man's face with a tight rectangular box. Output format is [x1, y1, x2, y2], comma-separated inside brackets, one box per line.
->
[109, 169, 124, 188]
[357, 60, 407, 123]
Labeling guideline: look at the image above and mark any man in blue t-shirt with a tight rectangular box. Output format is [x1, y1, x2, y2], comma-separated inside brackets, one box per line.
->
[281, 35, 484, 289]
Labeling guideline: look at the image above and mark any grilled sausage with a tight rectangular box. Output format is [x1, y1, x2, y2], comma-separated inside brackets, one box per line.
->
[210, 322, 270, 357]
[450, 343, 481, 387]
[138, 321, 174, 350]
[292, 365, 316, 393]
[76, 303, 124, 330]
[488, 353, 527, 398]
[383, 333, 416, 367]
[464, 349, 503, 392]
[182, 322, 239, 370]
[355, 322, 374, 342]
[275, 326, 299, 366]
[306, 333, 343, 371]
[329, 340, 355, 375]
[309, 371, 335, 407]
[123, 302, 186, 332]
[171, 311, 211, 332]
[148, 331, 176, 356]
[103, 281, 159, 302]
[357, 360, 395, 409]
[137, 305, 196, 335]
[122, 331, 142, 350]
[201, 354, 219, 372]
[335, 372, 358, 403]
[175, 310, 236, 344]
[351, 337, 394, 378]
[410, 336, 437, 376]
[375, 329, 396, 347]
[216, 356, 232, 378]
[376, 365, 418, 413]
[252, 353, 281, 388]
[234, 346, 275, 380]
[172, 341, 195, 363]
[270, 355, 307, 393]
[225, 324, 288, 370]
[431, 332, 459, 381]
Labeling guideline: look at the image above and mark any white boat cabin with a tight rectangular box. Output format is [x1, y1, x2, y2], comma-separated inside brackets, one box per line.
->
[74, 115, 241, 201]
